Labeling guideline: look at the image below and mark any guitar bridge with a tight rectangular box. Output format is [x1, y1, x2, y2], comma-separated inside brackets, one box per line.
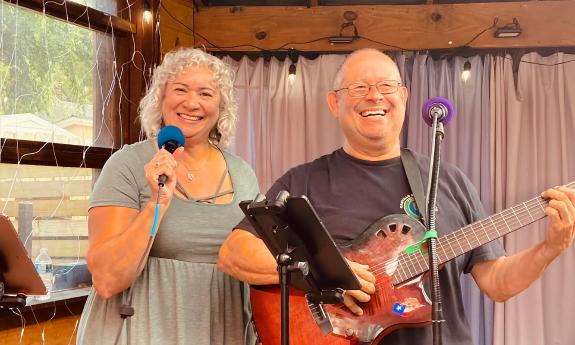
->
[305, 295, 333, 335]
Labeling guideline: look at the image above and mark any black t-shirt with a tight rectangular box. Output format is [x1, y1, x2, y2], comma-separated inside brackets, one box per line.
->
[237, 148, 505, 345]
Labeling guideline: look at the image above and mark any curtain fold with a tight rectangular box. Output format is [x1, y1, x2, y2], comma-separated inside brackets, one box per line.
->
[226, 55, 345, 191]
[491, 52, 575, 345]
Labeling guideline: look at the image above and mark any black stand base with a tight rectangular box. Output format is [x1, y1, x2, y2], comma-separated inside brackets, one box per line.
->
[0, 282, 27, 309]
[0, 295, 27, 309]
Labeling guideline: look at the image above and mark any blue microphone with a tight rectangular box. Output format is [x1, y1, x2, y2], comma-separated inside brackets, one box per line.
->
[421, 97, 455, 127]
[156, 126, 185, 187]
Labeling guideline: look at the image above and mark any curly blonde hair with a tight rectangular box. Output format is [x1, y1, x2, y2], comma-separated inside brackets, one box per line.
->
[139, 48, 238, 148]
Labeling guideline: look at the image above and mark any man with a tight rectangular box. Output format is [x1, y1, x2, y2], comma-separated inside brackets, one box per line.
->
[218, 48, 575, 344]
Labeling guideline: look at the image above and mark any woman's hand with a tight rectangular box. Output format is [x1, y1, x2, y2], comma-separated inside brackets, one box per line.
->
[144, 146, 185, 206]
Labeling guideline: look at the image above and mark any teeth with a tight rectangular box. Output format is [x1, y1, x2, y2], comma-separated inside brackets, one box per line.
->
[178, 113, 203, 121]
[361, 110, 386, 117]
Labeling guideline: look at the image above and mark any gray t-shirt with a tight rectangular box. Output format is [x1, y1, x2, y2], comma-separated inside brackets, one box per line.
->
[77, 139, 259, 345]
[238, 148, 505, 345]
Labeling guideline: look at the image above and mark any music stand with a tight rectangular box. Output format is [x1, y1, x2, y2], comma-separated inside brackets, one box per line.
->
[0, 214, 46, 309]
[239, 192, 361, 345]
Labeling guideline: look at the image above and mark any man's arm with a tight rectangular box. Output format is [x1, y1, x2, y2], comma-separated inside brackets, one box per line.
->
[472, 187, 575, 302]
[218, 228, 377, 315]
[217, 228, 279, 285]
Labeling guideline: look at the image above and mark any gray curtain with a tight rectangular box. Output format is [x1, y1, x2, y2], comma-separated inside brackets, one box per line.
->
[225, 54, 345, 191]
[491, 52, 575, 345]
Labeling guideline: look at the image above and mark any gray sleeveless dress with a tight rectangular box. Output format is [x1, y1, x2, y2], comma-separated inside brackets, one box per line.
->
[76, 140, 259, 345]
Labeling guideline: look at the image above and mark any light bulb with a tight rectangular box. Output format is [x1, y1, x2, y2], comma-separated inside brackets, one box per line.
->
[143, 1, 152, 24]
[288, 63, 296, 85]
[143, 10, 152, 24]
[461, 60, 471, 82]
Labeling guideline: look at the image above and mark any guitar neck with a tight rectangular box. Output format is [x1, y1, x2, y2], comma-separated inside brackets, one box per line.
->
[393, 181, 575, 285]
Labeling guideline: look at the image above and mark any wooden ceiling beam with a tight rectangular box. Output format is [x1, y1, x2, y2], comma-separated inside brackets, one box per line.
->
[192, 1, 575, 51]
[193, 0, 204, 11]
[6, 0, 135, 35]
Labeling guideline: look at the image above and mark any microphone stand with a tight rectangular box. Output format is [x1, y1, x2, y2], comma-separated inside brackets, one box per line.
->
[277, 251, 309, 345]
[426, 114, 446, 345]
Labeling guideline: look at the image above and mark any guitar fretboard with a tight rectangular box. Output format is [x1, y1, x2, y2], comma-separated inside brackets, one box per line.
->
[392, 181, 575, 285]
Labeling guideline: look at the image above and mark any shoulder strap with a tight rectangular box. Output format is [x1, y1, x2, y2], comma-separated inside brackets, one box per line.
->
[213, 166, 229, 195]
[195, 166, 234, 204]
[400, 148, 427, 225]
[175, 181, 191, 200]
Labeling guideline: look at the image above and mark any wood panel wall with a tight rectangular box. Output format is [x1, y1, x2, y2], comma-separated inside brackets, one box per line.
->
[180, 1, 575, 52]
[159, 0, 195, 57]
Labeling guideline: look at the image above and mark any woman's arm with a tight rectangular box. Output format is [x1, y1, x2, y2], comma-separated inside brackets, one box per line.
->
[87, 204, 166, 299]
[87, 146, 183, 299]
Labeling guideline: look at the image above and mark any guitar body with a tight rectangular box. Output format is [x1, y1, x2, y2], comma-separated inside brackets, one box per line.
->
[250, 214, 432, 345]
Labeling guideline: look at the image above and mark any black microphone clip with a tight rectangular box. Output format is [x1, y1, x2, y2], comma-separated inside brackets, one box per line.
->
[428, 103, 449, 123]
[421, 97, 455, 127]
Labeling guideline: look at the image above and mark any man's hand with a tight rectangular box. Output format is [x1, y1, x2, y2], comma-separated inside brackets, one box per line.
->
[342, 259, 377, 316]
[541, 186, 575, 260]
[471, 186, 575, 302]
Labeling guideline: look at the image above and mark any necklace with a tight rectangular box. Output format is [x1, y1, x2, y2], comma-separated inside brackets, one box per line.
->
[182, 148, 212, 182]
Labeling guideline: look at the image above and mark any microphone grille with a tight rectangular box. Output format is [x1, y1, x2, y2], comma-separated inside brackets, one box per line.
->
[157, 126, 185, 151]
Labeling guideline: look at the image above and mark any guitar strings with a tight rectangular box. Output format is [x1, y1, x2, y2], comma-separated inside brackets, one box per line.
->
[381, 196, 546, 281]
[363, 189, 561, 283]
[365, 198, 540, 278]
[381, 182, 571, 282]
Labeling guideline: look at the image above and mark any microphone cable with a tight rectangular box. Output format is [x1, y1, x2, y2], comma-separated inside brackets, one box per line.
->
[113, 188, 162, 345]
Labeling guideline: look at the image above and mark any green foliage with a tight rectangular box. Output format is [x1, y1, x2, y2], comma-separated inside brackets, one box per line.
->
[0, 3, 96, 121]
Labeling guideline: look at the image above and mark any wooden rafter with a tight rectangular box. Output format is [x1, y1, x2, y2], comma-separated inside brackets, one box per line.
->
[5, 0, 135, 34]
[191, 1, 575, 51]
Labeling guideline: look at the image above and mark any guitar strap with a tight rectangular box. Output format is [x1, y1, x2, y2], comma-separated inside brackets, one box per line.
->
[400, 148, 428, 227]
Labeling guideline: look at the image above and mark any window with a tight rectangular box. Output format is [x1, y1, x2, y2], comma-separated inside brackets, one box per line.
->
[0, 0, 155, 293]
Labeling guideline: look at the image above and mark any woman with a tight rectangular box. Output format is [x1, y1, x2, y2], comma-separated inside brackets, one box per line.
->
[77, 48, 259, 345]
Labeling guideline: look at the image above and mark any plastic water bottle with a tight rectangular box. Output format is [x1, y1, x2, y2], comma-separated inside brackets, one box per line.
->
[34, 248, 54, 301]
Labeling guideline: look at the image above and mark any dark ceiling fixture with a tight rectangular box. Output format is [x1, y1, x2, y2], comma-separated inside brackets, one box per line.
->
[494, 18, 522, 38]
[328, 11, 359, 44]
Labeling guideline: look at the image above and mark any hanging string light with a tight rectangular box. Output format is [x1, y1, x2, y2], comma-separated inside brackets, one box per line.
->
[461, 60, 471, 82]
[143, 0, 152, 24]
[287, 49, 298, 85]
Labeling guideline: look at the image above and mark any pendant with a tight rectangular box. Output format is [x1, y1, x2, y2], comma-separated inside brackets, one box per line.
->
[187, 172, 195, 181]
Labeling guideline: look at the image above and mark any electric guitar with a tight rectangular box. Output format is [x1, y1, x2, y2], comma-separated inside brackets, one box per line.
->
[249, 182, 574, 345]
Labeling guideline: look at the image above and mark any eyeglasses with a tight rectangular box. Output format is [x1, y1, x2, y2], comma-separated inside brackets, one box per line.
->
[334, 80, 402, 98]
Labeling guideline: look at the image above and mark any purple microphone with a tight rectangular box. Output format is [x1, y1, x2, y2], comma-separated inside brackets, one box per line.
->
[421, 97, 455, 127]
